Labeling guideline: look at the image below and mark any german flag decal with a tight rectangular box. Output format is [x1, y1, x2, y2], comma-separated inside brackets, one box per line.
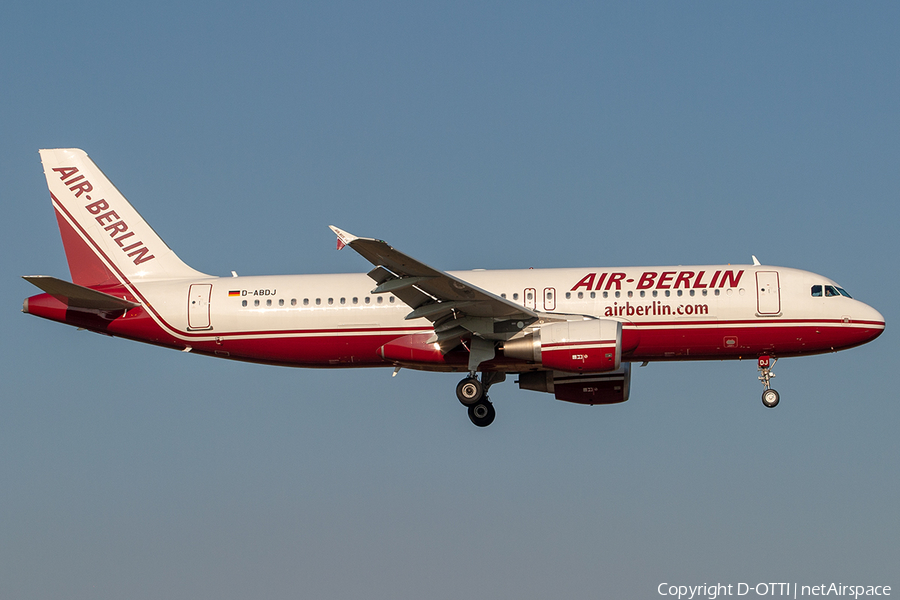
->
[228, 290, 241, 297]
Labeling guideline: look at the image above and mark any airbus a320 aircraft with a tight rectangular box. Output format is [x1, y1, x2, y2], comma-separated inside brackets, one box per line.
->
[23, 149, 885, 426]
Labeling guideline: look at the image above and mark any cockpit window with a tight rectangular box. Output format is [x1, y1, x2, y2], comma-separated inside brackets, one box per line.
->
[812, 284, 852, 298]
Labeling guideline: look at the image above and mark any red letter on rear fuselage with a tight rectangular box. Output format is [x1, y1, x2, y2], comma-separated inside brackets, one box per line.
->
[571, 273, 596, 291]
[606, 273, 626, 290]
[637, 272, 657, 290]
[720, 270, 743, 287]
[674, 271, 694, 289]
[656, 271, 675, 289]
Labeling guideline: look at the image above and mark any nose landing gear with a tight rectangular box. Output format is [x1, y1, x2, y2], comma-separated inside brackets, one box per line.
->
[758, 355, 779, 408]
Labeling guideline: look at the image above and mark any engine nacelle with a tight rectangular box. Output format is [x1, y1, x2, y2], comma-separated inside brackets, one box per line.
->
[503, 319, 622, 373]
[518, 364, 631, 405]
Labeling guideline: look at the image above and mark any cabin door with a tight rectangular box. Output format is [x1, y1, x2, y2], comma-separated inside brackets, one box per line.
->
[188, 284, 213, 329]
[756, 271, 781, 315]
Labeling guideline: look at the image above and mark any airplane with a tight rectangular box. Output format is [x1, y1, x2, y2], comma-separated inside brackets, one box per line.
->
[23, 148, 885, 427]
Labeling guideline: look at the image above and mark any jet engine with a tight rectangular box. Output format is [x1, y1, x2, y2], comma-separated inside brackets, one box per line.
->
[502, 319, 622, 373]
[518, 364, 631, 405]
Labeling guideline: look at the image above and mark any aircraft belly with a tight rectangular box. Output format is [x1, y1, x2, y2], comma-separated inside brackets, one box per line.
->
[628, 319, 880, 360]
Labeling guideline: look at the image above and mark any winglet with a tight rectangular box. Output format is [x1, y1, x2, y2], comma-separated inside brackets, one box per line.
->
[329, 225, 358, 251]
[752, 255, 761, 266]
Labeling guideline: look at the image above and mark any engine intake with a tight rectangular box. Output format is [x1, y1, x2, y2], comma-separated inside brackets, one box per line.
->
[503, 319, 622, 373]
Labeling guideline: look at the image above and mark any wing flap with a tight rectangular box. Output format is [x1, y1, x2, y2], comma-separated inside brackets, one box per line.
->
[372, 275, 436, 295]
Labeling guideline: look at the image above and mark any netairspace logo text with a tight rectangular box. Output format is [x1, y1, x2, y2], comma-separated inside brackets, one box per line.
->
[657, 583, 891, 600]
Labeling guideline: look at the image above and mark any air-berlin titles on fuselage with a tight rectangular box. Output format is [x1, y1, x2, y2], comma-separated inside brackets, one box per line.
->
[51, 166, 155, 266]
[571, 270, 744, 291]
[603, 301, 709, 317]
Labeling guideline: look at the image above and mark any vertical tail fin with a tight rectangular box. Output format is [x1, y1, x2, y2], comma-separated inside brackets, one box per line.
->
[40, 148, 207, 286]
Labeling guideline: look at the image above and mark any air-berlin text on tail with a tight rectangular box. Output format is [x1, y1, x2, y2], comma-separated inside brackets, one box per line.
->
[51, 166, 156, 266]
[572, 270, 744, 292]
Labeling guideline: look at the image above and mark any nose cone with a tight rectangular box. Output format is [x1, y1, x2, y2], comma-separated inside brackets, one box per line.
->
[855, 301, 885, 344]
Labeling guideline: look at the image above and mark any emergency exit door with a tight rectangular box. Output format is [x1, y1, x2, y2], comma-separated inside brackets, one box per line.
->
[524, 288, 536, 310]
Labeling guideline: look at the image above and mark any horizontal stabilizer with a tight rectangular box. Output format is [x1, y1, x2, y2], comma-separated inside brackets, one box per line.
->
[23, 275, 140, 310]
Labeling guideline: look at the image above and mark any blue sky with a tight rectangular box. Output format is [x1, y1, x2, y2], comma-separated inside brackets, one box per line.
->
[2, 2, 898, 598]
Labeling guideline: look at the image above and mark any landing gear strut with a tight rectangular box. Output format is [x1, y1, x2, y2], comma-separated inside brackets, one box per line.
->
[758, 355, 780, 408]
[456, 372, 504, 427]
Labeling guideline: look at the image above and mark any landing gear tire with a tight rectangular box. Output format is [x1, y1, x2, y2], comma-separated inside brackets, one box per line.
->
[762, 388, 780, 408]
[468, 401, 495, 427]
[456, 377, 484, 406]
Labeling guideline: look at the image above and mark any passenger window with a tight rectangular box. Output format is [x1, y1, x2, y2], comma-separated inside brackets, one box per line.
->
[328, 298, 334, 305]
[365, 297, 371, 304]
[279, 299, 284, 306]
[377, 296, 383, 304]
[389, 296, 395, 303]
[578, 292, 584, 299]
[315, 298, 321, 305]
[242, 300, 247, 307]
[590, 292, 596, 299]
[291, 299, 297, 306]
[811, 285, 823, 297]
[266, 299, 272, 306]
[340, 298, 346, 305]
[501, 293, 507, 299]
[352, 297, 358, 304]
[254, 299, 260, 307]
[513, 293, 519, 301]
[565, 292, 571, 299]
[303, 298, 309, 306]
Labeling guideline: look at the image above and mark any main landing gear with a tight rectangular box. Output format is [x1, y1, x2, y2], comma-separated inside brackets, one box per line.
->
[758, 355, 780, 408]
[456, 372, 504, 427]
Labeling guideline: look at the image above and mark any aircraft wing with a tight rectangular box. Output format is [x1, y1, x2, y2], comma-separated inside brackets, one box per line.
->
[330, 226, 538, 351]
